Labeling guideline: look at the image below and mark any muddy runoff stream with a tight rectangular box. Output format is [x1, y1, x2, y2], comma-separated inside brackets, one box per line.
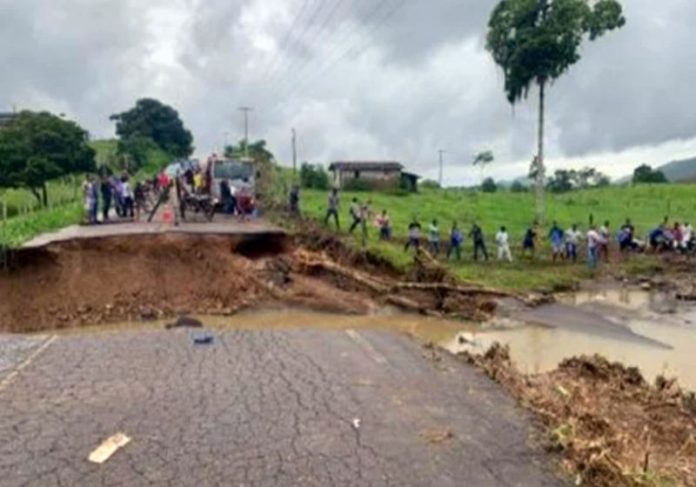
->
[57, 285, 696, 393]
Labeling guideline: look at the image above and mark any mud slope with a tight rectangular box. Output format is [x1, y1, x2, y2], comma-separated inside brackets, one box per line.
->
[0, 232, 495, 332]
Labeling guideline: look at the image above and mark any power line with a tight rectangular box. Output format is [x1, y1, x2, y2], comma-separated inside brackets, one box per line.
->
[264, 0, 328, 90]
[259, 0, 313, 84]
[265, 0, 350, 100]
[267, 0, 408, 112]
[265, 0, 392, 107]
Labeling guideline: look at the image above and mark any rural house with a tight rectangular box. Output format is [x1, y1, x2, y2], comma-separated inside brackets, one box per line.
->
[328, 161, 419, 192]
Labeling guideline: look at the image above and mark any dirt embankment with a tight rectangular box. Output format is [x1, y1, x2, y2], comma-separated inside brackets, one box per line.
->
[461, 345, 696, 487]
[0, 229, 502, 333]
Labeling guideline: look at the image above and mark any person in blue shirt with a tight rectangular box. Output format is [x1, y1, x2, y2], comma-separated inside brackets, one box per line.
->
[447, 222, 464, 261]
[548, 221, 565, 262]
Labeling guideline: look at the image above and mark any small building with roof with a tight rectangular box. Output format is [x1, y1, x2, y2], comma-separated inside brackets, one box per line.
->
[328, 161, 419, 192]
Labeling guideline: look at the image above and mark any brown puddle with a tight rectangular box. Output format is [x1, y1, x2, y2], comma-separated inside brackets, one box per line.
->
[448, 288, 696, 392]
[48, 287, 696, 392]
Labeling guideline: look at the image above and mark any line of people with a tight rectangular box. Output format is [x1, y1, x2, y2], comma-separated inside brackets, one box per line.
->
[318, 189, 696, 267]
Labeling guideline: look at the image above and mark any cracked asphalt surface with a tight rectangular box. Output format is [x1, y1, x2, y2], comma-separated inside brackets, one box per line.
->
[0, 328, 564, 486]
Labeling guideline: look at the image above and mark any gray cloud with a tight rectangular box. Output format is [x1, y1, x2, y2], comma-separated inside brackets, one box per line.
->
[1, 0, 694, 184]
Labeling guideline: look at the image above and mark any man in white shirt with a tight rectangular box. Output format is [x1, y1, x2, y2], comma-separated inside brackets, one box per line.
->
[565, 224, 582, 263]
[495, 226, 513, 262]
[586, 225, 607, 268]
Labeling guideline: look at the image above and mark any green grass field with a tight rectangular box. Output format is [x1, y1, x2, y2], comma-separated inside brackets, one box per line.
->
[299, 185, 687, 291]
[0, 139, 174, 247]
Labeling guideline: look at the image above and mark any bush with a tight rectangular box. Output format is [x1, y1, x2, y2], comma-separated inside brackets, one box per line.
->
[299, 163, 330, 190]
[481, 177, 497, 193]
[510, 181, 528, 193]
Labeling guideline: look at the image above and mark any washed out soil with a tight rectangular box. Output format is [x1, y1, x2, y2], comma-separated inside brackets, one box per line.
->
[0, 229, 499, 333]
[460, 345, 696, 487]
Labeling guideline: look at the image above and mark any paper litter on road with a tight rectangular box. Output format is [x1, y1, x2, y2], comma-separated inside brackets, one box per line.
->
[352, 418, 361, 429]
[88, 433, 131, 464]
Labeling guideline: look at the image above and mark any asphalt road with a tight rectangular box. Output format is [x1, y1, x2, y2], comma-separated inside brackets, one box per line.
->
[22, 217, 285, 249]
[0, 328, 563, 486]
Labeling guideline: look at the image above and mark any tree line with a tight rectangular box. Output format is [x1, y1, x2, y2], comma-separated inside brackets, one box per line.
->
[0, 98, 194, 207]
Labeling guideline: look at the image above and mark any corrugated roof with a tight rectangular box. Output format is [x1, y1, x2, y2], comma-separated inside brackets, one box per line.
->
[329, 161, 403, 171]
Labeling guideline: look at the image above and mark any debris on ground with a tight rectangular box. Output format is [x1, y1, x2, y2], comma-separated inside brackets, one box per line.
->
[460, 345, 696, 487]
[192, 331, 214, 345]
[165, 316, 204, 330]
[421, 428, 455, 445]
[88, 433, 131, 464]
[352, 418, 361, 430]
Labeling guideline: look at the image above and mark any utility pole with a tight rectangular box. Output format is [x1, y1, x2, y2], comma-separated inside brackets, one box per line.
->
[292, 128, 297, 179]
[438, 149, 446, 188]
[238, 107, 253, 158]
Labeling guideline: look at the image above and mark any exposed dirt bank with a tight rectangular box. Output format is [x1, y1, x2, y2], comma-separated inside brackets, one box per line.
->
[461, 345, 696, 487]
[0, 230, 504, 333]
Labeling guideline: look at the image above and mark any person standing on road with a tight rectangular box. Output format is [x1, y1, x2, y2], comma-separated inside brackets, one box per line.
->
[348, 197, 362, 233]
[121, 175, 135, 219]
[83, 175, 97, 225]
[100, 174, 112, 222]
[405, 217, 422, 252]
[496, 226, 513, 262]
[324, 188, 340, 230]
[565, 224, 582, 263]
[428, 219, 441, 256]
[447, 222, 463, 261]
[548, 221, 565, 263]
[134, 181, 146, 222]
[220, 180, 235, 215]
[470, 223, 488, 261]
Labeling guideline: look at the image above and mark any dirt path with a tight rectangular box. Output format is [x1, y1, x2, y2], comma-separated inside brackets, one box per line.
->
[0, 327, 563, 486]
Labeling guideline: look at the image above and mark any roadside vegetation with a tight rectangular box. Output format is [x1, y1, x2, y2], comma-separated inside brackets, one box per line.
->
[298, 184, 690, 291]
[0, 98, 190, 247]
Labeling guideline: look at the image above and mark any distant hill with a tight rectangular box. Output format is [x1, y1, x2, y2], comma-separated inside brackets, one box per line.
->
[617, 156, 696, 184]
[656, 157, 696, 182]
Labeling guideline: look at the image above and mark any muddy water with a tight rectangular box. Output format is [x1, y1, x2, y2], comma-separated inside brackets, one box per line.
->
[447, 288, 696, 392]
[51, 288, 696, 392]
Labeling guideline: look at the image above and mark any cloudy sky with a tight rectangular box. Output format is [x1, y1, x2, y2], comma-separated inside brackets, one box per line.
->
[1, 0, 695, 185]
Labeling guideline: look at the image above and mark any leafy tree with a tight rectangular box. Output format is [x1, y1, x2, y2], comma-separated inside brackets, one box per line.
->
[510, 180, 529, 193]
[486, 0, 625, 221]
[633, 164, 667, 184]
[547, 166, 611, 193]
[224, 139, 275, 164]
[299, 163, 330, 190]
[546, 169, 575, 193]
[116, 135, 161, 173]
[0, 111, 95, 206]
[473, 150, 495, 184]
[110, 98, 193, 158]
[481, 177, 498, 193]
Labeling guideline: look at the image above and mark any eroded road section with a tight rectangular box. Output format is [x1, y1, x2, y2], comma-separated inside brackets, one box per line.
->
[0, 328, 562, 486]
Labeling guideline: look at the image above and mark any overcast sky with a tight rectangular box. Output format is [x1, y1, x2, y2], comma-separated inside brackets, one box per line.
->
[1, 0, 695, 185]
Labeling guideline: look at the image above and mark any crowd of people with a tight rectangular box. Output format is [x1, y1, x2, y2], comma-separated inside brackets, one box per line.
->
[81, 155, 258, 225]
[312, 188, 695, 268]
[82, 173, 148, 225]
